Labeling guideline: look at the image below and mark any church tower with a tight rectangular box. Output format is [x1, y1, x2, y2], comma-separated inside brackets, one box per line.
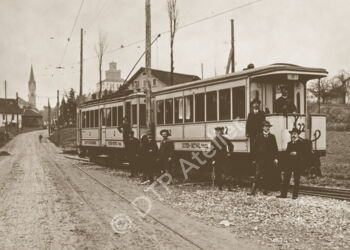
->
[28, 65, 36, 108]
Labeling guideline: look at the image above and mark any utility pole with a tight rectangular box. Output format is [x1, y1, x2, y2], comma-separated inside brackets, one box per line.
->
[145, 0, 153, 135]
[16, 92, 19, 134]
[80, 28, 83, 96]
[318, 78, 321, 113]
[231, 19, 235, 73]
[48, 98, 51, 135]
[57, 90, 60, 145]
[4, 80, 7, 135]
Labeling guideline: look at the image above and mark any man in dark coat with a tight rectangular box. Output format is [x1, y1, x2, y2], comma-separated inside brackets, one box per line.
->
[127, 130, 140, 177]
[248, 120, 279, 195]
[274, 86, 297, 114]
[140, 133, 159, 184]
[246, 99, 265, 153]
[118, 117, 132, 147]
[277, 128, 306, 199]
[211, 127, 234, 191]
[159, 129, 175, 176]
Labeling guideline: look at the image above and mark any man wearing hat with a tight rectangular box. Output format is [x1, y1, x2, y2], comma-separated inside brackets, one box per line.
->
[248, 120, 279, 195]
[211, 127, 234, 191]
[277, 127, 306, 199]
[159, 129, 175, 178]
[246, 99, 265, 153]
[274, 86, 297, 114]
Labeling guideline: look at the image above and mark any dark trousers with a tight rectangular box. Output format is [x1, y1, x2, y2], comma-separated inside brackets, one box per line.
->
[281, 169, 301, 197]
[214, 161, 231, 190]
[252, 161, 274, 192]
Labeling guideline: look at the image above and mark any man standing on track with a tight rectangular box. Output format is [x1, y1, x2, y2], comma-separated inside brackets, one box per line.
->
[277, 127, 306, 199]
[159, 129, 174, 179]
[248, 120, 279, 195]
[246, 99, 265, 155]
[140, 132, 159, 184]
[211, 127, 234, 191]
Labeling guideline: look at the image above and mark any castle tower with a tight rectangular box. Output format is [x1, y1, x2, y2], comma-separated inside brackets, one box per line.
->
[28, 65, 36, 108]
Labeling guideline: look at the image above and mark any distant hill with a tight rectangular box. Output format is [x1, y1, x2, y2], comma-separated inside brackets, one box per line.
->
[308, 103, 350, 131]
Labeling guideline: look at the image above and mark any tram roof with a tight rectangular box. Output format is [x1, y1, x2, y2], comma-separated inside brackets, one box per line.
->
[80, 91, 145, 108]
[153, 63, 328, 95]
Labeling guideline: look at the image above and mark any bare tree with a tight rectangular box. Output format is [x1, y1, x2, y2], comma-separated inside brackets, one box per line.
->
[167, 0, 178, 85]
[334, 70, 350, 104]
[308, 78, 331, 104]
[95, 31, 108, 99]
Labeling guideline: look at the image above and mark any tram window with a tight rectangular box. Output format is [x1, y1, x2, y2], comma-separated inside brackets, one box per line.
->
[117, 106, 123, 126]
[156, 100, 165, 125]
[219, 89, 231, 120]
[206, 91, 217, 121]
[132, 104, 137, 125]
[101, 109, 106, 126]
[90, 110, 94, 128]
[195, 93, 205, 122]
[112, 107, 117, 126]
[82, 112, 86, 128]
[106, 108, 112, 127]
[94, 110, 99, 127]
[232, 86, 246, 119]
[175, 97, 184, 123]
[86, 111, 90, 128]
[165, 99, 173, 124]
[184, 95, 193, 123]
[139, 104, 146, 126]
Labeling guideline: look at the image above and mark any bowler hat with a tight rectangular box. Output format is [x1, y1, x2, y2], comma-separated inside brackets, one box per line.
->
[262, 120, 272, 127]
[252, 99, 261, 105]
[289, 127, 301, 134]
[160, 129, 171, 136]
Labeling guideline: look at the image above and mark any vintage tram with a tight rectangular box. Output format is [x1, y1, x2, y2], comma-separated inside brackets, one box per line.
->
[77, 63, 327, 172]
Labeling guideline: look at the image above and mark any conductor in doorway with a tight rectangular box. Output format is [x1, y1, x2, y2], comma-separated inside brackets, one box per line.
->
[274, 86, 297, 114]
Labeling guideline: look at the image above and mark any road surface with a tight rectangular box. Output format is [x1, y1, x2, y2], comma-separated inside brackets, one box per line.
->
[0, 131, 265, 250]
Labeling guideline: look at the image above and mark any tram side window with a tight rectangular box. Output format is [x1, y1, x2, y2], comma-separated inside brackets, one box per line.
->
[132, 104, 137, 125]
[101, 109, 106, 126]
[86, 111, 90, 128]
[195, 93, 205, 122]
[94, 110, 99, 127]
[206, 91, 217, 121]
[219, 89, 231, 120]
[156, 100, 165, 125]
[90, 110, 94, 128]
[165, 99, 173, 124]
[175, 97, 184, 123]
[184, 95, 193, 123]
[117, 106, 123, 126]
[232, 86, 246, 119]
[82, 112, 86, 128]
[106, 108, 112, 127]
[112, 107, 117, 127]
[139, 104, 146, 126]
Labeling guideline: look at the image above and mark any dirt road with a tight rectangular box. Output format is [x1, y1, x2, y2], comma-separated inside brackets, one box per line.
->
[0, 131, 265, 250]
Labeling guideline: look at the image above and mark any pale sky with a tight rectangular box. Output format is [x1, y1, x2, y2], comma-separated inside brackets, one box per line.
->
[0, 0, 349, 109]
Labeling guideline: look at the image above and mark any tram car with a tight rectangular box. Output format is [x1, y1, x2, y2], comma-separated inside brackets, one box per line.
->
[77, 63, 327, 170]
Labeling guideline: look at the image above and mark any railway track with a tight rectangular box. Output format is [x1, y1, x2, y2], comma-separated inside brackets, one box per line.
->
[64, 155, 350, 202]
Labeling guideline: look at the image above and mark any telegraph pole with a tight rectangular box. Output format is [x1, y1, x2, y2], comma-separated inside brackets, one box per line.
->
[48, 98, 51, 135]
[318, 78, 321, 113]
[16, 92, 19, 134]
[145, 0, 153, 134]
[4, 80, 7, 134]
[57, 90, 60, 145]
[231, 19, 235, 73]
[80, 28, 83, 96]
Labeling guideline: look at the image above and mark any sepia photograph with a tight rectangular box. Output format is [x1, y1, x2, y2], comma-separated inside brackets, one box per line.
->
[0, 0, 349, 249]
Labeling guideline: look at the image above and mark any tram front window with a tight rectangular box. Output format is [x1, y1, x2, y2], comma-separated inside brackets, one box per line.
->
[273, 84, 297, 114]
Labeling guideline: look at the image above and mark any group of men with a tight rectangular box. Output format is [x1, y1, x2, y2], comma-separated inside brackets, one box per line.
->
[118, 117, 175, 184]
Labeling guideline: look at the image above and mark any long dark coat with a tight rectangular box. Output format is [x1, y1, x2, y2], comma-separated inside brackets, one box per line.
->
[140, 140, 159, 172]
[252, 133, 278, 164]
[246, 110, 265, 138]
[211, 135, 234, 175]
[159, 138, 175, 171]
[274, 96, 297, 114]
[285, 139, 307, 172]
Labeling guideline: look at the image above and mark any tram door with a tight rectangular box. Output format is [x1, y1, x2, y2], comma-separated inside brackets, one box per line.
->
[100, 108, 106, 146]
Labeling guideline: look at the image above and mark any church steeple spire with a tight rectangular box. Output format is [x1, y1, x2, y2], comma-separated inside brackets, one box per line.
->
[28, 65, 36, 108]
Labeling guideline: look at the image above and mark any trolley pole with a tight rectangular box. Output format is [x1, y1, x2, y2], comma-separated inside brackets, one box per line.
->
[231, 19, 235, 73]
[80, 28, 83, 96]
[145, 0, 153, 135]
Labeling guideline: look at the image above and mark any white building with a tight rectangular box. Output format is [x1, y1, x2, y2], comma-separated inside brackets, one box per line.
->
[0, 98, 22, 129]
[96, 62, 124, 93]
